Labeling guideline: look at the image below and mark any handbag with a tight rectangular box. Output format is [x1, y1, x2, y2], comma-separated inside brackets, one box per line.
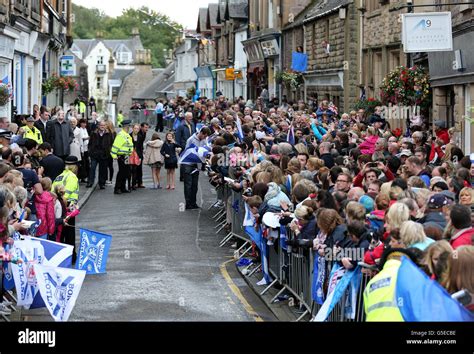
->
[129, 149, 141, 166]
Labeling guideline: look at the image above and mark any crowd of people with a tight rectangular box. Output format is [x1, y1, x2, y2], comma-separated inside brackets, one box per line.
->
[160, 93, 473, 319]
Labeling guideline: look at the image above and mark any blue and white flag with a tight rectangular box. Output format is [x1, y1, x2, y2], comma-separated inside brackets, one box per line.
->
[243, 202, 255, 227]
[244, 223, 271, 284]
[34, 264, 86, 322]
[287, 125, 295, 145]
[11, 237, 73, 309]
[172, 117, 182, 131]
[344, 267, 362, 320]
[178, 144, 211, 165]
[291, 52, 308, 72]
[279, 226, 288, 251]
[235, 117, 244, 141]
[396, 256, 474, 321]
[313, 264, 360, 322]
[11, 238, 45, 308]
[311, 253, 326, 305]
[76, 229, 112, 275]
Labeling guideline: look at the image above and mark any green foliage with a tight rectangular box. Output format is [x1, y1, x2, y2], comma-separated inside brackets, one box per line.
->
[275, 71, 304, 90]
[72, 4, 182, 68]
[354, 98, 383, 115]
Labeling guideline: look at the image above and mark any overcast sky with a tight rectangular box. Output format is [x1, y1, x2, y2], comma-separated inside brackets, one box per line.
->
[73, 0, 218, 29]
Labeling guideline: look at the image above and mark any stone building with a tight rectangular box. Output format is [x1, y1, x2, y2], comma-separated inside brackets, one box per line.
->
[281, 0, 313, 101]
[301, 0, 360, 113]
[196, 7, 216, 99]
[428, 4, 474, 154]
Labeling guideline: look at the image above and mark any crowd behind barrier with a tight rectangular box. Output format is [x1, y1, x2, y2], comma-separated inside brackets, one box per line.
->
[129, 109, 176, 131]
[215, 184, 371, 322]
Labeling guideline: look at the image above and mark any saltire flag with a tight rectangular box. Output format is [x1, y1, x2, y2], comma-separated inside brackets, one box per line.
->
[360, 87, 366, 101]
[76, 229, 112, 275]
[34, 264, 86, 322]
[178, 144, 212, 164]
[196, 123, 204, 132]
[291, 52, 308, 72]
[11, 237, 73, 309]
[279, 225, 288, 251]
[313, 264, 361, 322]
[164, 112, 175, 121]
[235, 116, 244, 141]
[396, 256, 474, 322]
[287, 125, 295, 145]
[1, 76, 7, 84]
[311, 253, 326, 305]
[344, 267, 362, 320]
[172, 116, 182, 131]
[243, 203, 271, 284]
[3, 241, 16, 290]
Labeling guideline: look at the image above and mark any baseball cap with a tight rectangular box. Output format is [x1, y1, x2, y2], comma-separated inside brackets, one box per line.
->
[428, 193, 450, 209]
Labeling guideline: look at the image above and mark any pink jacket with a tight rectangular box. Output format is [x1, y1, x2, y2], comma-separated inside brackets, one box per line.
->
[35, 191, 55, 237]
[359, 135, 379, 155]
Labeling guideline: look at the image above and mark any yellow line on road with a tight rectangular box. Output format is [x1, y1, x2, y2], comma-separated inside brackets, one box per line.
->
[220, 259, 263, 322]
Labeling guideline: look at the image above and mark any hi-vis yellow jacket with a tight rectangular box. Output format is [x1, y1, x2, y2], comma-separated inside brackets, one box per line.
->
[363, 259, 404, 322]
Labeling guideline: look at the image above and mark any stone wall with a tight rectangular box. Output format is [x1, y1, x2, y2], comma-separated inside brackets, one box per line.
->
[303, 4, 359, 113]
[116, 64, 153, 116]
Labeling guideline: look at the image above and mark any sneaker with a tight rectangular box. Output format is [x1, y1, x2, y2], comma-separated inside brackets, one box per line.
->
[230, 242, 238, 249]
[0, 303, 11, 315]
[215, 201, 224, 208]
[2, 300, 12, 306]
[106, 181, 113, 185]
[256, 278, 269, 286]
[267, 239, 274, 246]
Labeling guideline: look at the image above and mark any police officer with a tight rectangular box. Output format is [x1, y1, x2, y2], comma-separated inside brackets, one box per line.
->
[111, 119, 133, 195]
[23, 116, 43, 144]
[52, 156, 80, 263]
[52, 156, 80, 205]
[363, 248, 418, 321]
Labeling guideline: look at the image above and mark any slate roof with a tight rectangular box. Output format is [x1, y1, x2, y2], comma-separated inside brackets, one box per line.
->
[304, 0, 352, 22]
[208, 3, 220, 28]
[227, 0, 248, 19]
[197, 8, 210, 33]
[72, 35, 144, 62]
[132, 63, 176, 100]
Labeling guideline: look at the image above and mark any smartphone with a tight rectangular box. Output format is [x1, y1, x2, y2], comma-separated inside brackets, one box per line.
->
[367, 162, 378, 168]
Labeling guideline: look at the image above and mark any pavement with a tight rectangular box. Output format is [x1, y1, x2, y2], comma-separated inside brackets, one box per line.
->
[17, 134, 276, 322]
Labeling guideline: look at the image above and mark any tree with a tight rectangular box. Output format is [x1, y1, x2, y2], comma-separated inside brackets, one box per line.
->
[72, 5, 182, 68]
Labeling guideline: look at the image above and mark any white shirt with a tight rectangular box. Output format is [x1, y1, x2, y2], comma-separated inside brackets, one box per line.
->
[79, 127, 89, 152]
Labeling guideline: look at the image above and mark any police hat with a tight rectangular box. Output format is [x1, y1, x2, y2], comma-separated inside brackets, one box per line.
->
[0, 129, 12, 140]
[122, 119, 132, 126]
[26, 116, 35, 122]
[65, 156, 79, 165]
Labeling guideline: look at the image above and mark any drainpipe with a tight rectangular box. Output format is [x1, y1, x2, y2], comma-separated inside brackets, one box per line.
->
[359, 2, 365, 98]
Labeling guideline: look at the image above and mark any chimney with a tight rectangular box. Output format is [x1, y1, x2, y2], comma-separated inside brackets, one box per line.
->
[108, 55, 115, 79]
[131, 27, 140, 37]
[96, 30, 104, 39]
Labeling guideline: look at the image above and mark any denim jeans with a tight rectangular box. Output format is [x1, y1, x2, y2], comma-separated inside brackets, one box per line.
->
[89, 158, 108, 187]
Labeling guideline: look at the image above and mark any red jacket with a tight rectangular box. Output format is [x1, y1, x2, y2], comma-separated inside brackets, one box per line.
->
[450, 227, 474, 249]
[353, 167, 395, 188]
[35, 191, 55, 237]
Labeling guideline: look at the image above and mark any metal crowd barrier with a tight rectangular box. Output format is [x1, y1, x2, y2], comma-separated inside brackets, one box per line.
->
[209, 185, 373, 322]
[129, 109, 176, 130]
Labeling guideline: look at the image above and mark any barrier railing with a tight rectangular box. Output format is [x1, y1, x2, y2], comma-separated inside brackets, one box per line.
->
[209, 185, 373, 322]
[129, 109, 176, 130]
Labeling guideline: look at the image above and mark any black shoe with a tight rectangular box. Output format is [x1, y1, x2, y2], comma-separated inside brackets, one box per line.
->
[122, 189, 131, 193]
[186, 205, 201, 210]
[99, 185, 105, 190]
[114, 190, 122, 195]
[86, 184, 93, 188]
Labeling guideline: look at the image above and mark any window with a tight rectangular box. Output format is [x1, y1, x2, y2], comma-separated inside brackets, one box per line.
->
[366, 0, 381, 13]
[96, 77, 102, 89]
[31, 0, 40, 13]
[389, 50, 400, 71]
[97, 56, 104, 65]
[118, 51, 131, 64]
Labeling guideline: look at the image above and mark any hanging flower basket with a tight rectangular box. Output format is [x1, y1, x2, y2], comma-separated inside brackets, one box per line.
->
[275, 71, 304, 90]
[0, 84, 11, 106]
[42, 73, 78, 96]
[379, 65, 431, 112]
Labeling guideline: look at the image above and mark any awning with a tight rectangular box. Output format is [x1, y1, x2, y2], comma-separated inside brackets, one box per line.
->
[194, 65, 214, 78]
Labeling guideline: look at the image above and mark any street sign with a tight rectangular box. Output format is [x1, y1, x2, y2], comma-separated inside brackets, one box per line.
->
[402, 12, 453, 53]
[60, 55, 76, 76]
